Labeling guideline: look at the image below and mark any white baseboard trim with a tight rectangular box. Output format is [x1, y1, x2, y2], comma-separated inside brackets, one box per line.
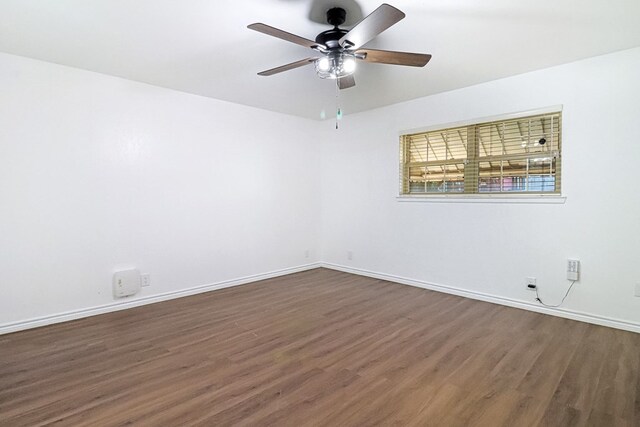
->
[0, 262, 322, 335]
[321, 262, 640, 334]
[5, 262, 638, 336]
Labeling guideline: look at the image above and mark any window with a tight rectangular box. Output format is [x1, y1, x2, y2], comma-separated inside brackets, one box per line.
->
[400, 111, 562, 196]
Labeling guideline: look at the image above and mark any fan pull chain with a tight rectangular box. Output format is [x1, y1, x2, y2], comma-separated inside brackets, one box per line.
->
[335, 80, 341, 129]
[335, 80, 339, 129]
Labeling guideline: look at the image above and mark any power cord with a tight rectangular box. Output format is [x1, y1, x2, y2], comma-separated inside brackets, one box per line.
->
[535, 280, 577, 308]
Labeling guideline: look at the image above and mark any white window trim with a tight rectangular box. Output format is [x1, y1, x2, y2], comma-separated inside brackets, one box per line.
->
[396, 194, 567, 204]
[398, 105, 565, 203]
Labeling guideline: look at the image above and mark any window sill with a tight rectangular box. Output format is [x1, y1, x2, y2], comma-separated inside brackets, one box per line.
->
[396, 194, 567, 204]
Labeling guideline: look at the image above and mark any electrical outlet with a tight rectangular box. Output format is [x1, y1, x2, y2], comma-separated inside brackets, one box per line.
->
[347, 251, 353, 260]
[525, 277, 537, 291]
[304, 249, 310, 259]
[567, 259, 580, 281]
[635, 283, 640, 297]
[141, 274, 151, 287]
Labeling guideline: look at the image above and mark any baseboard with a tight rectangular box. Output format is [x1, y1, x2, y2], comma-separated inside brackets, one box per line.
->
[321, 262, 640, 334]
[6, 261, 638, 336]
[0, 262, 322, 335]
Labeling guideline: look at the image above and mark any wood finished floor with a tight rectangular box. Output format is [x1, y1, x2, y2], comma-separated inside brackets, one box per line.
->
[1, 268, 639, 426]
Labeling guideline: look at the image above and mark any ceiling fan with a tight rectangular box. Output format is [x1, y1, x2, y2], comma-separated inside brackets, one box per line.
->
[248, 3, 432, 90]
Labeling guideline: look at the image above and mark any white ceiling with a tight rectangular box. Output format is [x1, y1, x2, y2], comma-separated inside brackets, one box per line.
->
[1, 0, 639, 120]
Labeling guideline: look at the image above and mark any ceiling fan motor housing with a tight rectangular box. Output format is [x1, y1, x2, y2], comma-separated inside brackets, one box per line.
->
[315, 28, 348, 49]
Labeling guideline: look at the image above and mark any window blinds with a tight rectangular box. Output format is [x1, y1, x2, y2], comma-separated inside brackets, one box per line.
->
[401, 112, 562, 195]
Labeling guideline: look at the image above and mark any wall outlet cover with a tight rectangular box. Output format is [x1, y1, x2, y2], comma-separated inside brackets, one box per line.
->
[567, 259, 580, 281]
[141, 274, 151, 287]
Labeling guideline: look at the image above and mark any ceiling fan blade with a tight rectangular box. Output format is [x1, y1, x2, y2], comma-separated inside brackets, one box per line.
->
[339, 4, 405, 49]
[356, 49, 432, 67]
[257, 58, 318, 76]
[338, 74, 356, 90]
[248, 23, 325, 50]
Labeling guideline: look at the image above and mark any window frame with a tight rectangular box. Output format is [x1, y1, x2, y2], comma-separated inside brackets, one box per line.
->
[398, 106, 566, 203]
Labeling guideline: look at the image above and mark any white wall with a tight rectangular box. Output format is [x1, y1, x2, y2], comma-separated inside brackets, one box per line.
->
[3, 47, 640, 334]
[0, 52, 322, 329]
[320, 47, 640, 328]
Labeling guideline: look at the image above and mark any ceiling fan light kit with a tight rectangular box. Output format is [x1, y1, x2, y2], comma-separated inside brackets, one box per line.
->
[314, 52, 357, 79]
[248, 3, 432, 91]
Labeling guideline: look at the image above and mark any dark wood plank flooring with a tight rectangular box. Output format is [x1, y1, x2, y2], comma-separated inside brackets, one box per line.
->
[1, 268, 639, 426]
